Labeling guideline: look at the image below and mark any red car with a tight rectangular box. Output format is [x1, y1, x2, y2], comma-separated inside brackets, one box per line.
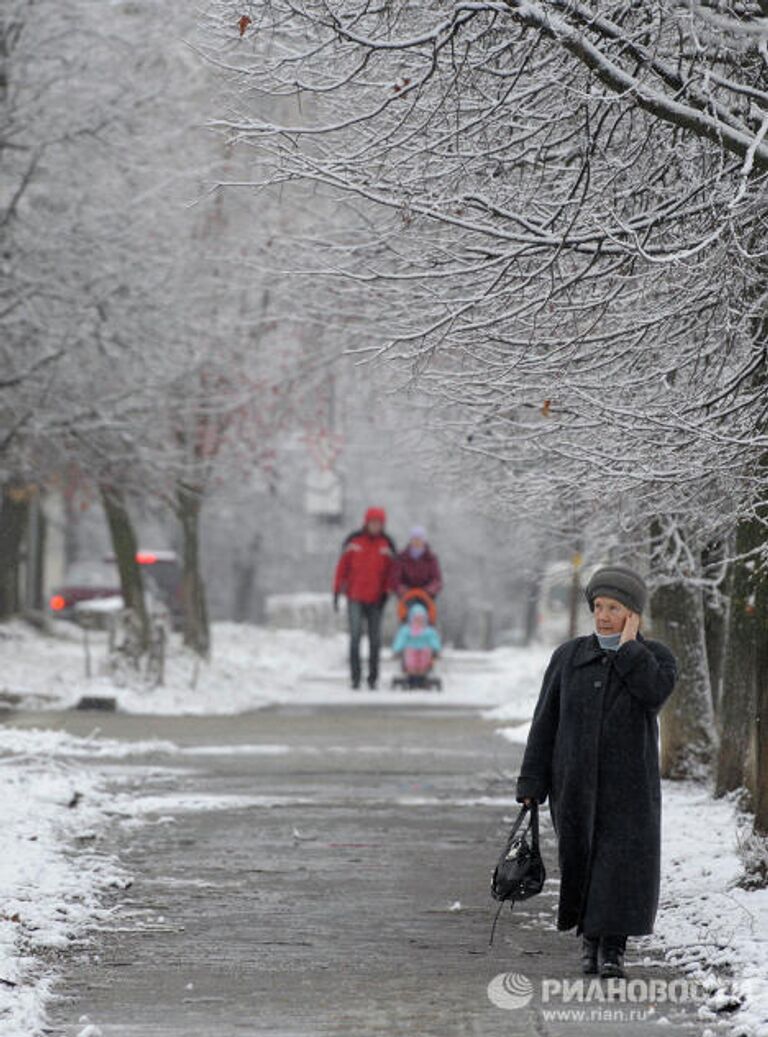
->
[49, 551, 183, 629]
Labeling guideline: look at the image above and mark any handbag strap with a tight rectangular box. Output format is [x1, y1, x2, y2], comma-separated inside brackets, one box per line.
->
[529, 801, 540, 853]
[505, 801, 540, 852]
[504, 802, 532, 849]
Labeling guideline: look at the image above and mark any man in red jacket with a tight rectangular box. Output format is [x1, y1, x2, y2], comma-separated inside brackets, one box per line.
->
[333, 506, 395, 689]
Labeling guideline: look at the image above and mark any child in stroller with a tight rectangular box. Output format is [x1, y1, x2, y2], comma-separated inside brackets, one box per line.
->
[391, 593, 443, 690]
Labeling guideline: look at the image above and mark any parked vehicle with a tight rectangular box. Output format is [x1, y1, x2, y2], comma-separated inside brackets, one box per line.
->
[49, 550, 183, 629]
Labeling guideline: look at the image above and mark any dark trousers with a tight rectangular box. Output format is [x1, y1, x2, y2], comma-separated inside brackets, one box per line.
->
[584, 933, 627, 949]
[347, 599, 384, 685]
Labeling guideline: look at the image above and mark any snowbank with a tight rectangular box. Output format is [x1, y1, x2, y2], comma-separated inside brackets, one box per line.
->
[0, 619, 552, 715]
[0, 729, 136, 1036]
[653, 783, 768, 1037]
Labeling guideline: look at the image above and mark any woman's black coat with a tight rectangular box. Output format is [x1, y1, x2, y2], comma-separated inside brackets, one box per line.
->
[516, 633, 677, 936]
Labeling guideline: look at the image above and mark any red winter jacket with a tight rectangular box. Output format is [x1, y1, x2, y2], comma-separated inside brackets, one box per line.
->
[334, 529, 396, 605]
[391, 546, 443, 598]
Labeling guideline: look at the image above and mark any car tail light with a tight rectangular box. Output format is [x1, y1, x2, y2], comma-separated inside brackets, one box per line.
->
[136, 552, 157, 565]
[50, 594, 67, 611]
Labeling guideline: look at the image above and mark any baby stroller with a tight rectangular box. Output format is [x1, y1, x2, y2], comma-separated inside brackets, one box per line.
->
[391, 589, 443, 691]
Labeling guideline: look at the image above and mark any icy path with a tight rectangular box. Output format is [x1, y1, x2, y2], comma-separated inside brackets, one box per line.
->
[11, 705, 707, 1037]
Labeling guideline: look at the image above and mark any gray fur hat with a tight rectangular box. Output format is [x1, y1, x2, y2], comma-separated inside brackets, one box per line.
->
[585, 564, 648, 614]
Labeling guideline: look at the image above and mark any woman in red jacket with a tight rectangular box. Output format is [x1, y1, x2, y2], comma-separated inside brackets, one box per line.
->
[333, 507, 395, 690]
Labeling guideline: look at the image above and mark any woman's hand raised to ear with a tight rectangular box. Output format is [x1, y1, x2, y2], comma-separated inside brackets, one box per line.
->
[620, 610, 641, 644]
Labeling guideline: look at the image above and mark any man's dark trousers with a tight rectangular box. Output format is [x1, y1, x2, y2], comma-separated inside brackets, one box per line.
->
[347, 599, 384, 687]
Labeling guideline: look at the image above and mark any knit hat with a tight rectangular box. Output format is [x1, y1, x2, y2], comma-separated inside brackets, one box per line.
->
[409, 525, 427, 542]
[585, 564, 648, 614]
[364, 506, 387, 526]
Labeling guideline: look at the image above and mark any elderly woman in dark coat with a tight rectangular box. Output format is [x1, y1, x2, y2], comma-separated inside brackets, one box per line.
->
[516, 565, 677, 978]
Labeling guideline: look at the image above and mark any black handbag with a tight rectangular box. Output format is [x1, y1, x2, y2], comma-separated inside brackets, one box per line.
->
[489, 802, 546, 944]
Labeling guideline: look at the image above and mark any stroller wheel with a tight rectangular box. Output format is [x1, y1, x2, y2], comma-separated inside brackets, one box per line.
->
[405, 674, 428, 690]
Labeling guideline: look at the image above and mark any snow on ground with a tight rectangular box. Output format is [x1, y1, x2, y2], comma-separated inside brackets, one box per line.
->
[0, 730, 138, 1037]
[493, 719, 531, 744]
[653, 783, 768, 1037]
[0, 619, 552, 715]
[2, 619, 767, 1035]
[0, 618, 550, 1032]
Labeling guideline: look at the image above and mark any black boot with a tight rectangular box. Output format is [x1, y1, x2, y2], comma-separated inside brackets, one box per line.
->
[581, 935, 599, 975]
[599, 934, 627, 978]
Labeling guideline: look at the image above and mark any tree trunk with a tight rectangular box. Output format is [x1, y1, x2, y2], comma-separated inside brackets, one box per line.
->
[740, 300, 768, 832]
[714, 513, 764, 803]
[650, 519, 718, 780]
[176, 482, 210, 659]
[702, 538, 729, 717]
[25, 492, 46, 610]
[756, 584, 768, 833]
[0, 479, 32, 619]
[522, 566, 543, 645]
[567, 552, 583, 640]
[718, 510, 768, 835]
[100, 484, 149, 651]
[63, 487, 80, 568]
[650, 579, 718, 780]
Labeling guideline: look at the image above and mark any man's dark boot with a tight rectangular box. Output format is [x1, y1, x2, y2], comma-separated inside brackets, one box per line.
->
[599, 935, 626, 978]
[581, 936, 599, 975]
